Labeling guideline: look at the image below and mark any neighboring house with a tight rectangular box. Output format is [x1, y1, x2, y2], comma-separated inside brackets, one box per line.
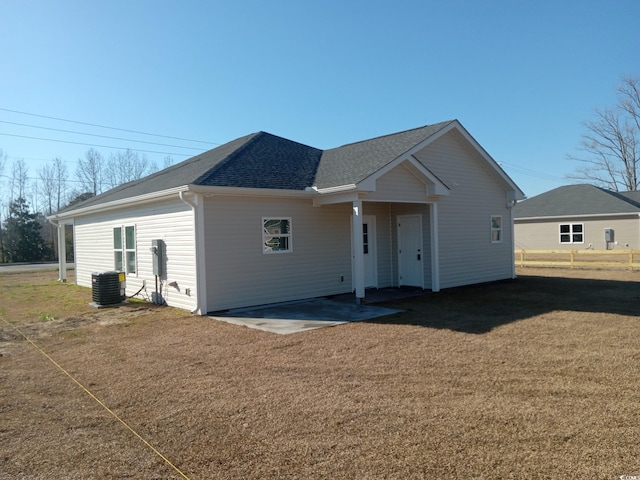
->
[514, 184, 640, 250]
[48, 120, 524, 314]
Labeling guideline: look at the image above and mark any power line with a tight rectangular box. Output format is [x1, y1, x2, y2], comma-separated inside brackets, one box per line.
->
[0, 132, 195, 157]
[499, 161, 565, 181]
[0, 107, 219, 145]
[0, 120, 204, 151]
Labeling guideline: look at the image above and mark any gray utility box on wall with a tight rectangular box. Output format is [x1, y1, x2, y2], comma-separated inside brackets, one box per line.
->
[91, 271, 126, 306]
[604, 228, 615, 243]
[151, 239, 165, 276]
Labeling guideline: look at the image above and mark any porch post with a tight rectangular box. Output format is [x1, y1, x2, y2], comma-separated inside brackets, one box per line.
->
[57, 223, 67, 283]
[430, 203, 440, 292]
[352, 200, 365, 303]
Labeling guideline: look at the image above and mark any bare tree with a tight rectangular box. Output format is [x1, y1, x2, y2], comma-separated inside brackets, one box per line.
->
[9, 159, 29, 203]
[105, 149, 155, 189]
[162, 155, 175, 169]
[53, 157, 68, 211]
[76, 148, 104, 195]
[0, 149, 6, 180]
[0, 149, 6, 262]
[568, 75, 640, 191]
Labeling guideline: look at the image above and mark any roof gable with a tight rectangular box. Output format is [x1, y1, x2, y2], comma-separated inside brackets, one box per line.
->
[514, 184, 640, 218]
[314, 122, 453, 189]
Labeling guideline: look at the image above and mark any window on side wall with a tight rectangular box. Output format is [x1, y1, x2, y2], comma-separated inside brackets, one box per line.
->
[559, 223, 583, 244]
[113, 227, 123, 271]
[113, 225, 137, 273]
[491, 216, 502, 243]
[263, 218, 292, 253]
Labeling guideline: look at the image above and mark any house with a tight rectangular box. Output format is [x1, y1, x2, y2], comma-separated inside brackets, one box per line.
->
[513, 184, 640, 250]
[48, 120, 524, 314]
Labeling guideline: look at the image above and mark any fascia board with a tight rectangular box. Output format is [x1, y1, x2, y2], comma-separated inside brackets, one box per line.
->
[312, 191, 365, 206]
[48, 184, 316, 221]
[47, 185, 191, 221]
[358, 155, 450, 196]
[515, 212, 640, 221]
[196, 185, 316, 198]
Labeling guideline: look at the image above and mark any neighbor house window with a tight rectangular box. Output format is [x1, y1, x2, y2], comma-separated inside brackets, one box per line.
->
[559, 223, 583, 244]
[263, 218, 292, 253]
[114, 225, 137, 273]
[491, 216, 502, 243]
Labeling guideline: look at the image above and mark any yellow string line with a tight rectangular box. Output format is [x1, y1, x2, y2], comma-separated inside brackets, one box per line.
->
[2, 318, 191, 480]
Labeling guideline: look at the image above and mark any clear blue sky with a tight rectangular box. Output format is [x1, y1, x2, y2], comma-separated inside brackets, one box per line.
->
[1, 0, 639, 201]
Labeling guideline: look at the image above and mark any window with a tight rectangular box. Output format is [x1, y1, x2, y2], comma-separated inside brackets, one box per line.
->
[491, 216, 502, 243]
[125, 226, 136, 273]
[113, 225, 137, 273]
[363, 223, 369, 254]
[559, 223, 583, 244]
[113, 227, 123, 271]
[263, 218, 292, 253]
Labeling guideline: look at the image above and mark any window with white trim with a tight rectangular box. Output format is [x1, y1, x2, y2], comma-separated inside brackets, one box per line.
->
[114, 227, 123, 271]
[491, 216, 502, 243]
[114, 225, 137, 273]
[559, 223, 583, 244]
[263, 218, 292, 253]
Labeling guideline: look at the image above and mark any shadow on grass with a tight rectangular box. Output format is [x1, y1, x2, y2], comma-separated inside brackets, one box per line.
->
[370, 274, 640, 334]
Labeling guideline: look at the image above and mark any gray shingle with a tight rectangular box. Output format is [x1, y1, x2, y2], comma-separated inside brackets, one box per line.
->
[56, 121, 462, 214]
[194, 132, 322, 190]
[314, 122, 453, 189]
[513, 184, 640, 218]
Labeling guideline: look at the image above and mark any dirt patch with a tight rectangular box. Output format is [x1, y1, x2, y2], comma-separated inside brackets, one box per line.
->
[2, 268, 640, 479]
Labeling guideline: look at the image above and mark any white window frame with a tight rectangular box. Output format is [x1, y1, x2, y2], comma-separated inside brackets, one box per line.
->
[262, 217, 292, 254]
[114, 225, 137, 273]
[113, 227, 123, 271]
[491, 215, 503, 243]
[559, 223, 584, 244]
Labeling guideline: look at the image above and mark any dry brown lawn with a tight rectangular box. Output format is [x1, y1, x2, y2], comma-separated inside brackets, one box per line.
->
[1, 267, 640, 479]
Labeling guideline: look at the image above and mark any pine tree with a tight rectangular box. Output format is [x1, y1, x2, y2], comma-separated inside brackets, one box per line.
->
[3, 197, 53, 262]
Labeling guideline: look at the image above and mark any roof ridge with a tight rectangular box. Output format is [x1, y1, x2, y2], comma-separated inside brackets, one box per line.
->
[331, 120, 455, 149]
[193, 131, 263, 185]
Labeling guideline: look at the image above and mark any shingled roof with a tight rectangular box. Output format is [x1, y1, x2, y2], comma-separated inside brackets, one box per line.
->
[56, 120, 515, 216]
[513, 184, 640, 218]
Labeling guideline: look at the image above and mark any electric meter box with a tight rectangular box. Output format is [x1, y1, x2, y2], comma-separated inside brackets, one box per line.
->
[604, 228, 614, 243]
[151, 239, 164, 276]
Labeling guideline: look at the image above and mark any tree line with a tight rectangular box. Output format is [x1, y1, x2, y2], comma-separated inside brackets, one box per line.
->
[0, 149, 173, 263]
[1, 76, 638, 263]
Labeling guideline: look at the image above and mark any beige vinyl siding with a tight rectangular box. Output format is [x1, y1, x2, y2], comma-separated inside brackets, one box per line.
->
[360, 203, 393, 288]
[366, 163, 429, 202]
[415, 130, 513, 288]
[515, 215, 640, 250]
[73, 199, 197, 311]
[204, 196, 353, 311]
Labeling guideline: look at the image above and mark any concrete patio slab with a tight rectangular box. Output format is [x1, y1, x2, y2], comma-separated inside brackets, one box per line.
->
[210, 297, 403, 335]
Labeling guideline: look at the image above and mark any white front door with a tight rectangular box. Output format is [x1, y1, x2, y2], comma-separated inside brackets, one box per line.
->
[398, 214, 423, 287]
[352, 215, 378, 289]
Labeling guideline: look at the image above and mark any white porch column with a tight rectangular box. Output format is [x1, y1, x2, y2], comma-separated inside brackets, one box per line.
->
[509, 201, 516, 279]
[57, 223, 67, 283]
[429, 203, 440, 292]
[352, 200, 365, 302]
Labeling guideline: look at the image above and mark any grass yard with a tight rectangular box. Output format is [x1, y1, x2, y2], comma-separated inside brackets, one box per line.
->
[1, 267, 640, 479]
